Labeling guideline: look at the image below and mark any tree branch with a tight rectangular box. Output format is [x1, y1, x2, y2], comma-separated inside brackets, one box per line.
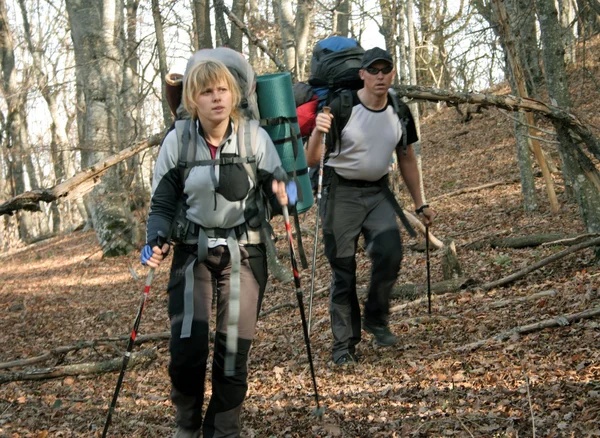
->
[394, 85, 600, 160]
[0, 132, 164, 216]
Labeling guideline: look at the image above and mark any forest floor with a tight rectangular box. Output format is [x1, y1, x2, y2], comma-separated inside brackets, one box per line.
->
[2, 46, 600, 438]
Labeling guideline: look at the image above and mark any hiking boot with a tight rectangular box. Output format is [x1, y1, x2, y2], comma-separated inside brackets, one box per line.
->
[334, 352, 359, 367]
[173, 427, 201, 438]
[363, 319, 398, 346]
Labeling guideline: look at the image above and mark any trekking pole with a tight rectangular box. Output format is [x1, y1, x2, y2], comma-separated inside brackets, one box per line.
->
[308, 106, 331, 334]
[102, 234, 166, 437]
[425, 225, 432, 315]
[282, 205, 325, 418]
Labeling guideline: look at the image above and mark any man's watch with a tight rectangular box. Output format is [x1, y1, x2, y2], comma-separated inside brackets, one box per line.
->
[415, 204, 430, 215]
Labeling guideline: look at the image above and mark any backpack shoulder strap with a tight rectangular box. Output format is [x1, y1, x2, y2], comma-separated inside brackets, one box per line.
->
[175, 119, 196, 182]
[388, 88, 410, 154]
[238, 119, 259, 184]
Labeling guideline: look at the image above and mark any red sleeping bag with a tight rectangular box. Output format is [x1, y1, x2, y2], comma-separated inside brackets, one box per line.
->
[296, 96, 318, 138]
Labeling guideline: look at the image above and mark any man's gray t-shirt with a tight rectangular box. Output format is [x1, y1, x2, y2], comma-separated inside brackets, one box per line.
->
[326, 90, 418, 181]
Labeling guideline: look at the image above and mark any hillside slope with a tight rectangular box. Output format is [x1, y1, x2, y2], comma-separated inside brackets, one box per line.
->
[1, 42, 599, 437]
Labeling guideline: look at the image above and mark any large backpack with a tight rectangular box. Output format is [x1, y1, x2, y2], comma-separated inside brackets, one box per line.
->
[308, 36, 365, 106]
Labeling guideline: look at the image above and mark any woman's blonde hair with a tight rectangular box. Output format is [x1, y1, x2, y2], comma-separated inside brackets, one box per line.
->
[182, 60, 242, 123]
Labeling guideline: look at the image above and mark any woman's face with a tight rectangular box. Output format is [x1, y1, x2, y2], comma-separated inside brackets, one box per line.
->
[195, 80, 233, 125]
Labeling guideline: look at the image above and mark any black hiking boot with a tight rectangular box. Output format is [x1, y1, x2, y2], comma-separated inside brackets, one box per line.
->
[363, 319, 398, 347]
[333, 352, 359, 367]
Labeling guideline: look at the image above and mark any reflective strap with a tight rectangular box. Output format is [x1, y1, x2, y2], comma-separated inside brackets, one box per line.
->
[224, 229, 241, 377]
[180, 230, 209, 339]
[181, 256, 197, 339]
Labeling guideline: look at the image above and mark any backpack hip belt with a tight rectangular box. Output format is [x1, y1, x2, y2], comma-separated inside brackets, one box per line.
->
[184, 221, 263, 246]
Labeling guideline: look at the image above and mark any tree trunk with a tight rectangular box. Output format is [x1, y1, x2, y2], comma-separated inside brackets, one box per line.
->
[151, 0, 173, 127]
[229, 0, 246, 52]
[192, 0, 212, 50]
[492, 0, 559, 213]
[335, 0, 351, 37]
[294, 0, 313, 81]
[379, 0, 397, 64]
[65, 0, 138, 257]
[537, 0, 600, 238]
[507, 0, 543, 95]
[557, 0, 576, 65]
[513, 111, 539, 211]
[405, 0, 425, 201]
[0, 0, 34, 242]
[278, 0, 295, 75]
[18, 0, 68, 233]
[214, 0, 230, 47]
[397, 0, 408, 84]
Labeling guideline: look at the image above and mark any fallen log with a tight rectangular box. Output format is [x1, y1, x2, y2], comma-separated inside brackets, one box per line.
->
[436, 306, 600, 356]
[482, 236, 600, 290]
[429, 178, 520, 201]
[489, 289, 558, 309]
[389, 277, 475, 301]
[0, 349, 157, 384]
[0, 333, 170, 370]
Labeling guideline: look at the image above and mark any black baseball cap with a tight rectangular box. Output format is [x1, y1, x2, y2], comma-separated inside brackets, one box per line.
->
[361, 47, 393, 68]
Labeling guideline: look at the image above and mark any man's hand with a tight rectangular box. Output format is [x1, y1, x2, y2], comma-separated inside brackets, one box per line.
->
[417, 206, 435, 227]
[314, 111, 333, 134]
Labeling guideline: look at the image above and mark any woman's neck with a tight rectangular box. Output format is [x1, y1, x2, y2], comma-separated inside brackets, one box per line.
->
[199, 118, 230, 145]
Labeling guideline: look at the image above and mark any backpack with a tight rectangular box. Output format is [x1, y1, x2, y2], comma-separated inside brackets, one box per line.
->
[308, 36, 365, 106]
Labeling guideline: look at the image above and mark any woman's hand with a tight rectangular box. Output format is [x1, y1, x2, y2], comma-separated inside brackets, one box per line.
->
[272, 180, 289, 206]
[140, 242, 170, 269]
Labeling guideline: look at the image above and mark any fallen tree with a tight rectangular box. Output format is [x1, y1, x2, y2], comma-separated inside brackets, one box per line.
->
[0, 133, 164, 216]
[435, 306, 600, 356]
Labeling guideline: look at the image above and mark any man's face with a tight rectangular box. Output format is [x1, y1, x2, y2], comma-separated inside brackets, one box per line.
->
[359, 61, 395, 97]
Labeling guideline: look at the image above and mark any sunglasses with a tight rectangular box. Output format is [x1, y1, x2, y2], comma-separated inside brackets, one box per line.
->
[365, 65, 393, 75]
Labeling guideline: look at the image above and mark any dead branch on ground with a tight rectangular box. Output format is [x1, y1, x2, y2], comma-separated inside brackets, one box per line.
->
[482, 236, 600, 290]
[435, 307, 600, 356]
[0, 349, 157, 384]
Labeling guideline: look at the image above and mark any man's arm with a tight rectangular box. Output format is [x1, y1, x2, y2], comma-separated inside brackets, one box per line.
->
[397, 143, 434, 226]
[305, 112, 333, 168]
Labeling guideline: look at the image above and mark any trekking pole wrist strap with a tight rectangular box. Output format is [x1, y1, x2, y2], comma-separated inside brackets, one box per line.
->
[415, 204, 430, 215]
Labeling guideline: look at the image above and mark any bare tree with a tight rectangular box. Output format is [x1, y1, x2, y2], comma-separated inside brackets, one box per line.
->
[278, 0, 296, 74]
[229, 0, 246, 51]
[152, 0, 173, 127]
[18, 0, 68, 232]
[65, 0, 138, 256]
[0, 0, 35, 241]
[536, 0, 600, 237]
[294, 0, 314, 81]
[492, 0, 558, 213]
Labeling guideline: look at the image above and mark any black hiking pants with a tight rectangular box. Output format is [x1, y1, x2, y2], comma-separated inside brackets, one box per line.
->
[322, 175, 403, 362]
[167, 242, 267, 437]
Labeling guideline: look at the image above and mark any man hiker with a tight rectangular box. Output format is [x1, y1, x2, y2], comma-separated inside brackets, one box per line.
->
[305, 47, 435, 367]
